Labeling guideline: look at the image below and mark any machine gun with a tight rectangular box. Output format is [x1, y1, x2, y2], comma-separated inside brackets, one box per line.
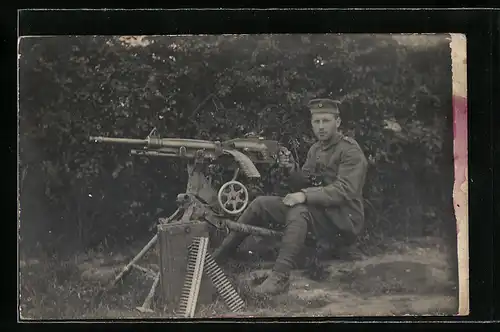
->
[89, 129, 290, 317]
[89, 128, 281, 165]
[90, 128, 284, 215]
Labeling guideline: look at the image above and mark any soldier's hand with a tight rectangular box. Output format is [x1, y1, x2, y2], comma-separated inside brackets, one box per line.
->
[278, 147, 295, 168]
[283, 192, 306, 207]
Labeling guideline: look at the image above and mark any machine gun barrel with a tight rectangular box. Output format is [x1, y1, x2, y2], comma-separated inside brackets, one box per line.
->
[89, 136, 147, 145]
[90, 136, 225, 150]
[89, 135, 275, 156]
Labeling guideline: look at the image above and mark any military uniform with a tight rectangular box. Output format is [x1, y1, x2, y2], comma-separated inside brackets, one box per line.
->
[299, 131, 368, 240]
[212, 98, 368, 296]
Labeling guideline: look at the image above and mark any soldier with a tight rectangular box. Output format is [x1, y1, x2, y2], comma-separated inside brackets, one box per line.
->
[212, 98, 368, 296]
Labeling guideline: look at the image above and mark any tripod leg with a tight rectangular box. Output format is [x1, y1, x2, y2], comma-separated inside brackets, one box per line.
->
[136, 272, 160, 313]
[106, 234, 158, 290]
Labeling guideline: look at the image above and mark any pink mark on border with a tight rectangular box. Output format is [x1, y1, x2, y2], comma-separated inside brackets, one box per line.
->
[452, 95, 468, 234]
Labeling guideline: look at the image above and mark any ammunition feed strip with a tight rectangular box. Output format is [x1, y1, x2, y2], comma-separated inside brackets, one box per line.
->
[178, 236, 209, 318]
[179, 237, 245, 317]
[203, 250, 245, 312]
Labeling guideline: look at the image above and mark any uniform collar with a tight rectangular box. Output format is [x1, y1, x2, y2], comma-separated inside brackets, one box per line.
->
[319, 134, 343, 150]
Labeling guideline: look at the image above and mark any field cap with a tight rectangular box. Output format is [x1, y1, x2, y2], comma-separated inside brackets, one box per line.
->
[307, 98, 341, 115]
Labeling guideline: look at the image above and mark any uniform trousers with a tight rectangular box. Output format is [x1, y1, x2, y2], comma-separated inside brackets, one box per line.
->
[218, 195, 343, 274]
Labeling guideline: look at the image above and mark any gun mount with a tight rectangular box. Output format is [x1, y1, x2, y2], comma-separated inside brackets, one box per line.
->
[90, 129, 290, 317]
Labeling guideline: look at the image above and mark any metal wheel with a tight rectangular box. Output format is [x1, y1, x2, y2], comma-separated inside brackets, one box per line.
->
[217, 180, 249, 215]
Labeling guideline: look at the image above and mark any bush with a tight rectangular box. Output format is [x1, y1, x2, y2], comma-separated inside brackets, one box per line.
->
[18, 34, 456, 255]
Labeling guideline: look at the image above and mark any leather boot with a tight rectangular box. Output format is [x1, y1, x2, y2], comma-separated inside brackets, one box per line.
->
[252, 271, 290, 296]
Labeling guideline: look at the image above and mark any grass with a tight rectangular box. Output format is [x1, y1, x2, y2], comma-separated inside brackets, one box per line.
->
[19, 236, 459, 320]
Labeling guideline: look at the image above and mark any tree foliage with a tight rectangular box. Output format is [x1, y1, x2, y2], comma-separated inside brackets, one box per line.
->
[19, 34, 456, 255]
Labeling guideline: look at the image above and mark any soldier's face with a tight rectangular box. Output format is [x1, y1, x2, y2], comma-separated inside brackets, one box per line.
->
[311, 113, 340, 141]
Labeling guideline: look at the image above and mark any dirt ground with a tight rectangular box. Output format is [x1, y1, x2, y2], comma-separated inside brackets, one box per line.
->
[19, 236, 459, 320]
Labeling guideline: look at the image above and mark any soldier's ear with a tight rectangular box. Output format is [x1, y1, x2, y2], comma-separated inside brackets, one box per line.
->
[336, 117, 342, 127]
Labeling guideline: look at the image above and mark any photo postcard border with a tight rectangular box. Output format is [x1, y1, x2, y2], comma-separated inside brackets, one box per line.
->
[13, 8, 498, 323]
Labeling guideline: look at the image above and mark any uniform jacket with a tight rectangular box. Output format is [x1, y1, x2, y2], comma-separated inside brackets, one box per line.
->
[299, 134, 368, 236]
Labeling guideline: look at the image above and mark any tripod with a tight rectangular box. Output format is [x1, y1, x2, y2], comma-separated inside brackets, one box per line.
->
[99, 205, 282, 317]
